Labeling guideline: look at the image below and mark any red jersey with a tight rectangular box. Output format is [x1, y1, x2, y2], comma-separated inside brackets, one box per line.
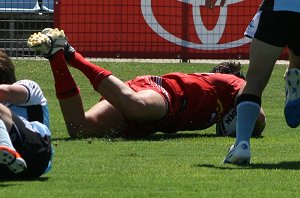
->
[124, 72, 244, 137]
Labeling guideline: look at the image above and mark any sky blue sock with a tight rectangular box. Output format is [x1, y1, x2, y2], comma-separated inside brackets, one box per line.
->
[0, 119, 15, 149]
[235, 101, 260, 145]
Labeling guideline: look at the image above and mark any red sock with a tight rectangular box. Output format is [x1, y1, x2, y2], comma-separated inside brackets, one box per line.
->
[49, 51, 80, 99]
[66, 52, 112, 90]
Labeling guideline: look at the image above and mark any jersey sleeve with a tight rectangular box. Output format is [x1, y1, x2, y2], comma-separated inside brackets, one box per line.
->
[14, 80, 47, 106]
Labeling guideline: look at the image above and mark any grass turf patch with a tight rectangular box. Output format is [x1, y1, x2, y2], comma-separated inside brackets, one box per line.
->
[1, 60, 299, 197]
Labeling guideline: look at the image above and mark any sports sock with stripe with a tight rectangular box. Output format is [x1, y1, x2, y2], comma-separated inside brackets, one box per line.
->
[235, 94, 261, 145]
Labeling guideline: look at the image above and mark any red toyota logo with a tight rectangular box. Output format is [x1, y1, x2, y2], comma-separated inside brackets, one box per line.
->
[141, 0, 258, 50]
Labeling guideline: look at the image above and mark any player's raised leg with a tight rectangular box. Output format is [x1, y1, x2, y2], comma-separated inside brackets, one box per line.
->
[28, 29, 89, 137]
[34, 28, 166, 121]
[28, 28, 167, 137]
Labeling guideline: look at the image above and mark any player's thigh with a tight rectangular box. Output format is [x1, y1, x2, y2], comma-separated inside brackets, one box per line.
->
[134, 90, 167, 121]
[111, 89, 167, 121]
[245, 39, 284, 94]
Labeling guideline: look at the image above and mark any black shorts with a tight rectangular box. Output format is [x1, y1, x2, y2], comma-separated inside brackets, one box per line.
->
[0, 113, 52, 179]
[247, 10, 300, 56]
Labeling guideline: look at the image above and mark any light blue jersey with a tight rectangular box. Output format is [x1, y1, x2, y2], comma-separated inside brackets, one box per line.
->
[274, 0, 300, 13]
[6, 79, 52, 173]
[261, 0, 300, 13]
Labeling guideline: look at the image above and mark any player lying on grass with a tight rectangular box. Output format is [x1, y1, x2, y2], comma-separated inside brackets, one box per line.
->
[0, 49, 52, 179]
[27, 28, 266, 139]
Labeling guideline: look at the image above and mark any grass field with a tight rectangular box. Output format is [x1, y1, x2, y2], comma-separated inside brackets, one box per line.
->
[1, 59, 300, 197]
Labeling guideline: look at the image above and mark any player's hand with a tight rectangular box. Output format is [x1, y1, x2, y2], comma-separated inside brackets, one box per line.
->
[205, 0, 227, 9]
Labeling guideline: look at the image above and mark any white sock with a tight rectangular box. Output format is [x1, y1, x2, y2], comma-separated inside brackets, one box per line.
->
[0, 119, 15, 150]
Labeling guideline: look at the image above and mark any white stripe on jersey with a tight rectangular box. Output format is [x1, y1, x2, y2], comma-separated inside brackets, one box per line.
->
[149, 76, 170, 103]
[7, 79, 50, 134]
[244, 10, 262, 38]
[14, 80, 47, 106]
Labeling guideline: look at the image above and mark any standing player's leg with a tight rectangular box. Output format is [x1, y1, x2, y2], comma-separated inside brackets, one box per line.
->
[223, 38, 283, 164]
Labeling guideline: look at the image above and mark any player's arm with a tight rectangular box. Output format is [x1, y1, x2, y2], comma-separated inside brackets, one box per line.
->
[0, 84, 28, 104]
[205, 0, 227, 8]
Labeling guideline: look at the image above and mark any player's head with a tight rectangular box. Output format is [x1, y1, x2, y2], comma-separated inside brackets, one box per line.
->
[210, 61, 245, 79]
[0, 49, 17, 84]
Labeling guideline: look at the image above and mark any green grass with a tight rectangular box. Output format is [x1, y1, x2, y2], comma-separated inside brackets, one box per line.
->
[1, 60, 300, 197]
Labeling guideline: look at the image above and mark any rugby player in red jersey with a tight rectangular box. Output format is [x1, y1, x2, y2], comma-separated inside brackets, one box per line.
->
[27, 28, 266, 139]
